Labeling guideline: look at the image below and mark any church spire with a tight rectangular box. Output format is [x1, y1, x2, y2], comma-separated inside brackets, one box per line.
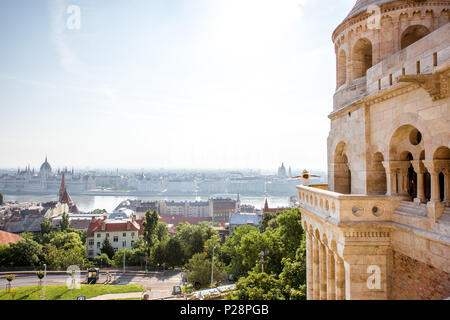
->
[59, 173, 79, 213]
[264, 198, 269, 212]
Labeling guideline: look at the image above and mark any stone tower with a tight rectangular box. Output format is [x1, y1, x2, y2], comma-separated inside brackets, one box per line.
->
[298, 0, 449, 300]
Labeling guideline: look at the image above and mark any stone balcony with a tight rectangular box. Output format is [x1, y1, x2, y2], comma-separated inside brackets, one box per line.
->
[297, 185, 403, 224]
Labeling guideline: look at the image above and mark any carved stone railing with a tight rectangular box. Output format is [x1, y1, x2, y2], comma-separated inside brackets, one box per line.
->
[297, 185, 402, 223]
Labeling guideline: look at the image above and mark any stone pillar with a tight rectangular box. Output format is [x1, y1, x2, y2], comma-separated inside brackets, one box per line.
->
[335, 255, 345, 300]
[411, 160, 426, 203]
[444, 170, 450, 207]
[312, 236, 320, 300]
[430, 171, 440, 202]
[319, 242, 327, 300]
[423, 161, 448, 221]
[382, 161, 397, 196]
[398, 167, 409, 197]
[306, 231, 313, 300]
[326, 248, 336, 300]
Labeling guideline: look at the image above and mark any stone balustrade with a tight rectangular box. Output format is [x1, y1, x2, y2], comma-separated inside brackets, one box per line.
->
[297, 185, 400, 222]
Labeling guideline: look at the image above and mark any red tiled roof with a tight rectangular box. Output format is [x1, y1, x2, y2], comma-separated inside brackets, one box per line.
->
[87, 217, 144, 237]
[0, 230, 23, 246]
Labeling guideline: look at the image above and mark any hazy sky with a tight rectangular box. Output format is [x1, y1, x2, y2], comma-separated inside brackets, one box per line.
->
[0, 0, 355, 171]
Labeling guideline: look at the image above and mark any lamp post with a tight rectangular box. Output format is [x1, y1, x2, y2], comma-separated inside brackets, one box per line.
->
[211, 246, 216, 286]
[123, 241, 126, 274]
[259, 250, 269, 273]
[42, 264, 46, 300]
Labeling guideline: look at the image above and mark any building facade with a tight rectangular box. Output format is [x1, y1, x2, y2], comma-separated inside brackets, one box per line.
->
[298, 0, 449, 300]
[85, 213, 144, 258]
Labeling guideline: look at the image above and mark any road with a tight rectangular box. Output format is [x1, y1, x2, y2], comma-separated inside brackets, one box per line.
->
[0, 270, 184, 300]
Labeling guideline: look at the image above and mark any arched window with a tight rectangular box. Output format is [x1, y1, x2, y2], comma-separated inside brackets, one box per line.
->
[401, 25, 430, 49]
[337, 50, 347, 88]
[352, 38, 372, 80]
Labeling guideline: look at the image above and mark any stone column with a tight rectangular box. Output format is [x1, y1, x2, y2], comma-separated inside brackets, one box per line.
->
[444, 170, 450, 207]
[327, 248, 336, 300]
[319, 242, 327, 300]
[411, 160, 426, 203]
[335, 255, 345, 300]
[423, 161, 445, 222]
[382, 161, 397, 196]
[306, 231, 313, 300]
[398, 167, 409, 197]
[312, 236, 320, 300]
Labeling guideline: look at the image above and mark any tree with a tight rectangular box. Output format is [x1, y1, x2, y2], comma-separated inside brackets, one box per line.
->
[156, 222, 169, 243]
[229, 271, 285, 300]
[278, 233, 307, 300]
[60, 212, 70, 231]
[153, 241, 167, 268]
[49, 232, 83, 250]
[0, 193, 3, 205]
[45, 245, 87, 269]
[165, 238, 183, 268]
[93, 253, 112, 268]
[8, 239, 43, 267]
[100, 238, 115, 260]
[174, 222, 218, 263]
[40, 219, 53, 235]
[185, 252, 226, 289]
[143, 210, 159, 255]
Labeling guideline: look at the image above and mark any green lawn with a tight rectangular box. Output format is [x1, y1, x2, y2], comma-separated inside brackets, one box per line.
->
[0, 284, 144, 300]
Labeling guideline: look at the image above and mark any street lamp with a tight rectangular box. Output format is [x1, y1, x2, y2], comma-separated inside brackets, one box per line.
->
[211, 246, 217, 286]
[123, 242, 126, 274]
[259, 249, 269, 273]
[42, 264, 46, 300]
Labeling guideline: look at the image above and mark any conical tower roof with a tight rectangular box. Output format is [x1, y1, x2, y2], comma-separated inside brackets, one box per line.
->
[345, 0, 394, 20]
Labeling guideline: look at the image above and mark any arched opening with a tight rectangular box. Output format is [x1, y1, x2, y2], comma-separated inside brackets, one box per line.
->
[406, 153, 417, 199]
[369, 152, 387, 195]
[337, 50, 347, 88]
[424, 172, 431, 201]
[401, 25, 431, 49]
[389, 125, 425, 199]
[433, 146, 450, 206]
[334, 142, 351, 194]
[352, 38, 372, 80]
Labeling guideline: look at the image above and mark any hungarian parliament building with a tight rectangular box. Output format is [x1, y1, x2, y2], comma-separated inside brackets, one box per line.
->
[0, 157, 327, 196]
[0, 157, 96, 194]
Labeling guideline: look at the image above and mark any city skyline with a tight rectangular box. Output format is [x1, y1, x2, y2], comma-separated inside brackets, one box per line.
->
[0, 0, 356, 170]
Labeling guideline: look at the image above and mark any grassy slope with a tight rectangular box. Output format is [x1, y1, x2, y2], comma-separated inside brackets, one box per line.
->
[0, 284, 144, 300]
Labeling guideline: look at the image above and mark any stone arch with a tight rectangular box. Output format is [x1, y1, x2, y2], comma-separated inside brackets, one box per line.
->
[438, 9, 449, 26]
[352, 38, 373, 80]
[385, 112, 432, 160]
[389, 125, 424, 161]
[334, 141, 351, 194]
[401, 25, 430, 49]
[337, 49, 347, 88]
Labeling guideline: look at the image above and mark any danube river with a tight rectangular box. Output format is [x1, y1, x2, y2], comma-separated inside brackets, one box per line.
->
[2, 194, 293, 213]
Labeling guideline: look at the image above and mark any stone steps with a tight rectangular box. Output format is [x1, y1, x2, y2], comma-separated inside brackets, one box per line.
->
[394, 201, 427, 217]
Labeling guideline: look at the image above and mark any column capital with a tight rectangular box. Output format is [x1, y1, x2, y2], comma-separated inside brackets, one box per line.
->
[382, 160, 411, 171]
[410, 160, 426, 173]
[422, 160, 447, 175]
